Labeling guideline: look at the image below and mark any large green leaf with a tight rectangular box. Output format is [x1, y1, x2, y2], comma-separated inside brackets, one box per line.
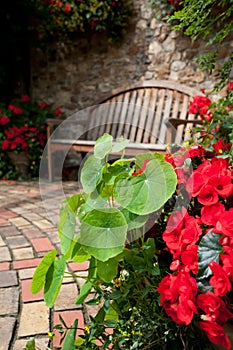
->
[61, 319, 78, 350]
[59, 206, 76, 256]
[121, 208, 148, 231]
[31, 250, 57, 294]
[83, 245, 123, 262]
[198, 231, 222, 279]
[58, 194, 84, 257]
[97, 258, 119, 283]
[79, 208, 127, 261]
[94, 133, 113, 159]
[114, 159, 177, 215]
[72, 241, 91, 263]
[111, 136, 129, 153]
[80, 155, 103, 193]
[44, 255, 66, 307]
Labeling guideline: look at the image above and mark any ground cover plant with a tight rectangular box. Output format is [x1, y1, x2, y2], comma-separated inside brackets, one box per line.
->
[30, 83, 233, 349]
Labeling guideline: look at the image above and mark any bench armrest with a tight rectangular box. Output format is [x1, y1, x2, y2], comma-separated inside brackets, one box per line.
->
[169, 118, 203, 128]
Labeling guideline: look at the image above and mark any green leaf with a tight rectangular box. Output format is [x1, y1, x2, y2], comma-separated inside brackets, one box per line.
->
[59, 194, 84, 257]
[23, 337, 35, 350]
[114, 159, 177, 215]
[75, 280, 92, 304]
[59, 206, 76, 256]
[61, 319, 78, 350]
[105, 303, 119, 321]
[143, 238, 155, 265]
[79, 208, 127, 261]
[44, 255, 66, 307]
[95, 307, 106, 323]
[83, 246, 123, 262]
[94, 133, 113, 159]
[97, 258, 119, 282]
[72, 242, 91, 263]
[198, 231, 222, 279]
[74, 337, 85, 347]
[111, 136, 129, 153]
[31, 250, 57, 294]
[121, 208, 148, 231]
[80, 155, 104, 193]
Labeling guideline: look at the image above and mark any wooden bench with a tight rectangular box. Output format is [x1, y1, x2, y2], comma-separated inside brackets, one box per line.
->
[46, 80, 202, 181]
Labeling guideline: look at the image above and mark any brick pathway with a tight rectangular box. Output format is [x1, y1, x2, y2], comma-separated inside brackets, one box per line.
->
[0, 180, 93, 350]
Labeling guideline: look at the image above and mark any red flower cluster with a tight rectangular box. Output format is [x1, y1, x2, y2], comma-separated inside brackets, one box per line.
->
[2, 126, 46, 152]
[132, 159, 149, 176]
[189, 95, 212, 120]
[0, 115, 10, 126]
[159, 149, 233, 349]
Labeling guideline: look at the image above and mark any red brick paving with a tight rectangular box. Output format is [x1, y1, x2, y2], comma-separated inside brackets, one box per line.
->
[68, 261, 89, 272]
[21, 279, 44, 302]
[0, 262, 10, 271]
[31, 237, 55, 252]
[13, 257, 42, 270]
[0, 180, 89, 350]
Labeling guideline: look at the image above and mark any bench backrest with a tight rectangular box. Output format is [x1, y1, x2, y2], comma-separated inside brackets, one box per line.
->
[85, 80, 201, 145]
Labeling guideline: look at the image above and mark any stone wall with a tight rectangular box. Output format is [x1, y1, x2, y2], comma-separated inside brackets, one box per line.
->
[30, 0, 232, 114]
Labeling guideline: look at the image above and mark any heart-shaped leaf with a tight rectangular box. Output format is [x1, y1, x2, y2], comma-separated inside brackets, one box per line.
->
[79, 208, 127, 261]
[81, 155, 104, 193]
[111, 137, 129, 153]
[114, 159, 177, 215]
[121, 208, 148, 231]
[94, 133, 113, 159]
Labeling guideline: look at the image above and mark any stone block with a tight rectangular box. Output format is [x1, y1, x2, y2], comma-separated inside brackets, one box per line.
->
[18, 302, 49, 337]
[0, 287, 19, 315]
[0, 316, 16, 350]
[0, 270, 18, 287]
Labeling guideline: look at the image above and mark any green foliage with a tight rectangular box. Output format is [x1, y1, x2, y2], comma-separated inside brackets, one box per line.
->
[23, 337, 35, 350]
[165, 0, 233, 89]
[28, 0, 133, 42]
[31, 133, 182, 348]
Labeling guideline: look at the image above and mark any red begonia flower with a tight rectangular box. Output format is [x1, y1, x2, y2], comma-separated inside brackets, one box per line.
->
[209, 261, 231, 297]
[216, 208, 233, 237]
[220, 250, 233, 278]
[158, 271, 198, 325]
[207, 175, 233, 198]
[181, 245, 198, 274]
[197, 291, 233, 325]
[198, 185, 219, 206]
[199, 321, 231, 349]
[0, 115, 10, 125]
[201, 202, 225, 226]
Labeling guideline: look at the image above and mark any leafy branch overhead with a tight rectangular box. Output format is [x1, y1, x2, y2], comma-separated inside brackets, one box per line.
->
[164, 0, 233, 89]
